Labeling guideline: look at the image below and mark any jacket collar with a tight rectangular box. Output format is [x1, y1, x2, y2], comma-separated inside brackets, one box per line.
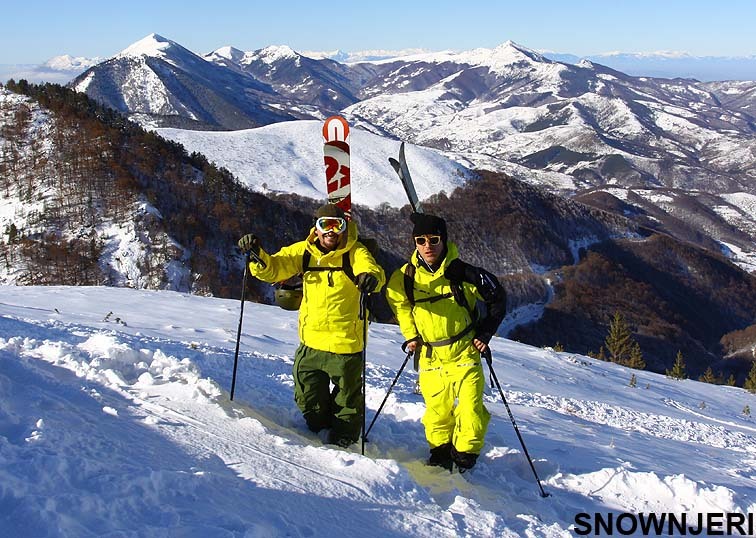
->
[412, 241, 459, 277]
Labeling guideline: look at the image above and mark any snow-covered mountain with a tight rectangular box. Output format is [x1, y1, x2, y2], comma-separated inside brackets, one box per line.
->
[69, 36, 756, 274]
[0, 85, 325, 298]
[300, 48, 431, 64]
[204, 45, 375, 117]
[71, 36, 756, 196]
[546, 50, 756, 82]
[346, 41, 756, 194]
[337, 41, 756, 272]
[2, 286, 755, 536]
[4, 39, 756, 379]
[72, 34, 296, 129]
[0, 55, 100, 85]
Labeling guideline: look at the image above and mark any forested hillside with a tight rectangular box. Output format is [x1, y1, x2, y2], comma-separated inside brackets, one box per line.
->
[0, 81, 315, 298]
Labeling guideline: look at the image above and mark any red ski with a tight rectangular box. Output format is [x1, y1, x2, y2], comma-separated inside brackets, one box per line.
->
[322, 116, 351, 219]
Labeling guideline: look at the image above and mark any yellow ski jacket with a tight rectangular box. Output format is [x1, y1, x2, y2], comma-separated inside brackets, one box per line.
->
[386, 242, 483, 364]
[249, 222, 385, 354]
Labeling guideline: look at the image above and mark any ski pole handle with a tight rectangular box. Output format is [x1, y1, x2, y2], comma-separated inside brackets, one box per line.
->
[247, 249, 267, 269]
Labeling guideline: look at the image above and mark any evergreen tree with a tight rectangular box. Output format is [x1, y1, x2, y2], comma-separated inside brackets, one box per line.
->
[627, 341, 646, 370]
[744, 362, 756, 393]
[666, 351, 688, 380]
[629, 373, 637, 388]
[605, 311, 633, 365]
[726, 374, 737, 387]
[698, 367, 717, 384]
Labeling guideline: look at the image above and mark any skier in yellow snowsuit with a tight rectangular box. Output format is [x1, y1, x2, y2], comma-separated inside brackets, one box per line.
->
[386, 213, 506, 471]
[238, 204, 385, 447]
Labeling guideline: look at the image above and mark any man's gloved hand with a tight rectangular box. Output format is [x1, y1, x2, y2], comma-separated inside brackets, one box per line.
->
[402, 336, 421, 354]
[355, 272, 379, 293]
[237, 234, 260, 254]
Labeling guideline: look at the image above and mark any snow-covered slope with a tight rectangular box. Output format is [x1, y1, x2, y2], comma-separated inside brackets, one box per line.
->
[2, 286, 755, 536]
[157, 121, 474, 208]
[0, 88, 193, 289]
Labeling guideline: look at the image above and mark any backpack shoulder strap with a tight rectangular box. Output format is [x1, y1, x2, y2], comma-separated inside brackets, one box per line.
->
[403, 263, 416, 307]
[342, 251, 355, 283]
[302, 249, 312, 274]
[450, 281, 473, 314]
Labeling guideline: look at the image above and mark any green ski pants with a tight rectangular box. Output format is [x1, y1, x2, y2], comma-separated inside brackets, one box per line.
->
[293, 344, 363, 443]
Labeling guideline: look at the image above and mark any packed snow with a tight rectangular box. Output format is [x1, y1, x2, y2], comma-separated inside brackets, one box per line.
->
[157, 121, 473, 209]
[1, 285, 755, 536]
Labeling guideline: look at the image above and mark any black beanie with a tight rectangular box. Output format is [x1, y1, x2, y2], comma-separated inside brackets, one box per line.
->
[410, 212, 447, 242]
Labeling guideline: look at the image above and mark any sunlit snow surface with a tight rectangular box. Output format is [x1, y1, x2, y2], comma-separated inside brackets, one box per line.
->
[157, 121, 473, 209]
[1, 286, 755, 536]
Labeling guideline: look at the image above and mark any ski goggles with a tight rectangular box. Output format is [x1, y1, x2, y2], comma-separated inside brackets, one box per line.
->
[315, 216, 347, 235]
[414, 235, 442, 246]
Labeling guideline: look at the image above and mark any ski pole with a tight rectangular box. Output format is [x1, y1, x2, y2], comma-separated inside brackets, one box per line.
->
[230, 248, 266, 401]
[359, 292, 368, 456]
[365, 350, 412, 440]
[484, 349, 550, 498]
[230, 253, 252, 401]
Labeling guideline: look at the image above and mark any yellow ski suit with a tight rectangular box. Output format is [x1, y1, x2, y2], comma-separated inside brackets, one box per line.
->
[386, 242, 504, 454]
[248, 221, 385, 442]
[248, 221, 385, 354]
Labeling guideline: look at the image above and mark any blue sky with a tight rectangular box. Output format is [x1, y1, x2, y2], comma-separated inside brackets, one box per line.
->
[2, 0, 755, 64]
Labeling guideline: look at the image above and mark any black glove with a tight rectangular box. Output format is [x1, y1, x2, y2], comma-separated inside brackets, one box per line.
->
[355, 272, 379, 293]
[237, 234, 260, 255]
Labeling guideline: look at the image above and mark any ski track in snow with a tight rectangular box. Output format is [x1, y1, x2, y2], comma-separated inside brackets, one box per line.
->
[1, 286, 755, 536]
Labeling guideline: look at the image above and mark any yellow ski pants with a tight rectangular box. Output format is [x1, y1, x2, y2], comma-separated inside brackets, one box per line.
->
[418, 358, 490, 454]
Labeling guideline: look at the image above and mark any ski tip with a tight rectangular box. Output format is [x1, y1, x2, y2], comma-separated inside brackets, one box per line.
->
[323, 116, 350, 142]
[388, 157, 401, 173]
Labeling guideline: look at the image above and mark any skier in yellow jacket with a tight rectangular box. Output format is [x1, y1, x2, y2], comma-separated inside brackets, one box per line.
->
[238, 204, 385, 447]
[386, 212, 506, 471]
